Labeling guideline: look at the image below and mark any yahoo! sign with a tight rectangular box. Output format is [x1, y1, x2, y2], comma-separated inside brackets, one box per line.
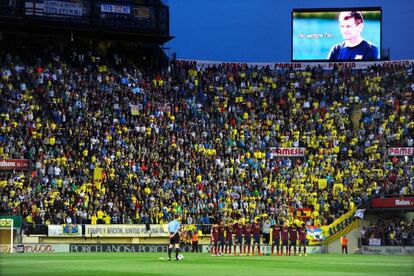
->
[371, 197, 414, 209]
[0, 159, 30, 170]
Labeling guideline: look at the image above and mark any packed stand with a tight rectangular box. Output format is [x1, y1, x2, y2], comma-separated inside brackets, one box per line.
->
[360, 217, 414, 246]
[0, 43, 413, 229]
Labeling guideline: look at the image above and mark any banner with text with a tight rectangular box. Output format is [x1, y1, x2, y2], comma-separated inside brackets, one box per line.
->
[388, 147, 414, 156]
[183, 59, 413, 70]
[70, 243, 197, 253]
[371, 197, 414, 209]
[0, 159, 30, 170]
[101, 4, 130, 14]
[269, 147, 305, 158]
[25, 1, 89, 17]
[362, 246, 414, 255]
[309, 207, 359, 245]
[0, 244, 69, 253]
[201, 245, 322, 254]
[85, 224, 169, 237]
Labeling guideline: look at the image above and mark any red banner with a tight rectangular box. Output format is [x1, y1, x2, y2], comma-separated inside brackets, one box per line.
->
[0, 159, 30, 170]
[371, 197, 414, 208]
[388, 147, 414, 156]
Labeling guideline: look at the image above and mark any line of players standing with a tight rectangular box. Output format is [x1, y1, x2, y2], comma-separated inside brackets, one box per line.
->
[210, 219, 308, 256]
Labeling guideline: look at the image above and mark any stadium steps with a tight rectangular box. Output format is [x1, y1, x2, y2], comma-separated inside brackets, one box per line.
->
[351, 103, 363, 131]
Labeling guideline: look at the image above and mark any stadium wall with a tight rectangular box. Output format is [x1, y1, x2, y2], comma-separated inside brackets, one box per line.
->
[327, 214, 380, 254]
[327, 225, 361, 254]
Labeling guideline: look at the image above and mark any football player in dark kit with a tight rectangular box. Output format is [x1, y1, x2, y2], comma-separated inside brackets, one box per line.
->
[233, 220, 244, 256]
[298, 223, 308, 256]
[328, 11, 379, 61]
[210, 224, 219, 256]
[271, 223, 281, 256]
[224, 221, 233, 255]
[243, 222, 252, 255]
[252, 219, 262, 256]
[280, 223, 289, 256]
[288, 224, 299, 256]
[218, 220, 226, 255]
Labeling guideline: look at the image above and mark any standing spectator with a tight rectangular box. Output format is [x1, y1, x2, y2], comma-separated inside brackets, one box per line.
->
[341, 235, 348, 254]
[191, 230, 199, 253]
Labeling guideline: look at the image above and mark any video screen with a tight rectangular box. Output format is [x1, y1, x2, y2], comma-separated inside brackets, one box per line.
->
[292, 8, 382, 61]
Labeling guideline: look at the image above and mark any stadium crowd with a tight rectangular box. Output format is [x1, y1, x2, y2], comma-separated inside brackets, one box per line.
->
[360, 217, 414, 246]
[0, 43, 413, 228]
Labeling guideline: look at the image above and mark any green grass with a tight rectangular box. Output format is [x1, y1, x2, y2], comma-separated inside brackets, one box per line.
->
[1, 253, 413, 276]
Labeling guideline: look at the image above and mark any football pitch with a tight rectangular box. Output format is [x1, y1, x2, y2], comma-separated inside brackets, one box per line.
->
[1, 253, 413, 276]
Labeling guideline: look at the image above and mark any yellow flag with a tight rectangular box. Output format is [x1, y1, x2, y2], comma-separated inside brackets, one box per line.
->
[318, 178, 327, 190]
[94, 167, 103, 181]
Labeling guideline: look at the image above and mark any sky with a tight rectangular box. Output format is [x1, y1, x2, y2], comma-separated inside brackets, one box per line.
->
[165, 0, 414, 62]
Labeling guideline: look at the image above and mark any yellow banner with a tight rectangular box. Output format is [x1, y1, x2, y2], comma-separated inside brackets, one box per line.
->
[310, 207, 359, 245]
[321, 219, 359, 245]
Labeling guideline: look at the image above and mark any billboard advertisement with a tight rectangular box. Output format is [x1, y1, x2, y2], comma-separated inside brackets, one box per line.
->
[0, 159, 30, 170]
[70, 244, 197, 253]
[371, 197, 414, 208]
[25, 0, 90, 20]
[85, 224, 169, 237]
[292, 7, 382, 61]
[0, 244, 69, 253]
[95, 1, 156, 30]
[269, 147, 305, 158]
[362, 246, 414, 255]
[388, 147, 414, 156]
